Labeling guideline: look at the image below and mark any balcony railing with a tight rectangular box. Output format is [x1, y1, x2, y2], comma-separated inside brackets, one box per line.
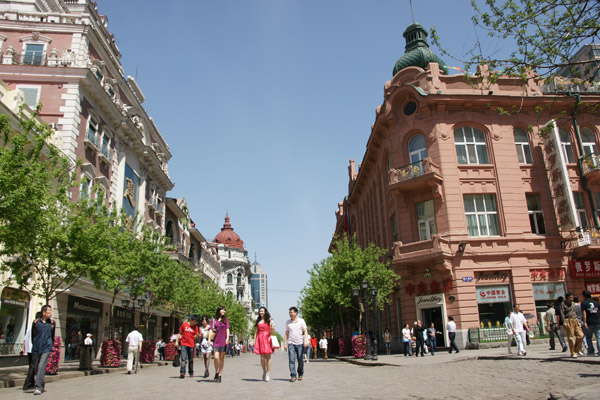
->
[99, 142, 112, 163]
[571, 228, 600, 247]
[84, 130, 98, 151]
[390, 160, 426, 183]
[388, 158, 443, 197]
[582, 152, 600, 175]
[1, 52, 48, 66]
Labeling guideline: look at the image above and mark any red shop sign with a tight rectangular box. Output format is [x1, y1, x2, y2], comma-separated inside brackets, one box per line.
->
[569, 260, 600, 278]
[586, 282, 600, 294]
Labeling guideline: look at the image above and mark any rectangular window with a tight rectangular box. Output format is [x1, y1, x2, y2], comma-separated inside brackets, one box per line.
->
[23, 44, 44, 65]
[87, 118, 98, 146]
[17, 86, 40, 108]
[573, 192, 588, 228]
[416, 200, 437, 240]
[514, 128, 533, 164]
[526, 194, 546, 234]
[391, 214, 398, 242]
[454, 127, 490, 165]
[464, 194, 500, 237]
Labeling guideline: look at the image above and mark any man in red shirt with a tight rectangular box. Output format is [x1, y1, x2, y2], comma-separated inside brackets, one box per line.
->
[176, 316, 199, 378]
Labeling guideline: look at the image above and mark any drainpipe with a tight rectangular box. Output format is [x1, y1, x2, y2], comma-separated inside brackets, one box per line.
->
[569, 91, 600, 228]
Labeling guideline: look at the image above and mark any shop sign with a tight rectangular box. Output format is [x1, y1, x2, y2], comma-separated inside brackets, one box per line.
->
[476, 285, 511, 304]
[405, 278, 454, 296]
[530, 269, 566, 280]
[415, 294, 444, 306]
[532, 282, 565, 300]
[1, 287, 30, 307]
[67, 296, 102, 317]
[586, 283, 600, 294]
[462, 277, 474, 282]
[476, 272, 509, 282]
[114, 306, 133, 321]
[569, 260, 600, 278]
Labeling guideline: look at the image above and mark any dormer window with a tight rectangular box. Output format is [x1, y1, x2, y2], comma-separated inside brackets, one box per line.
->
[23, 44, 45, 65]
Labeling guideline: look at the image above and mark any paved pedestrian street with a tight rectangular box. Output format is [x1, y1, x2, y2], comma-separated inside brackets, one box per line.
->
[1, 345, 599, 400]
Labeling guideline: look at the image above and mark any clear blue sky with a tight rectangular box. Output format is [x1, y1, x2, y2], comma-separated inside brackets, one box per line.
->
[98, 0, 498, 330]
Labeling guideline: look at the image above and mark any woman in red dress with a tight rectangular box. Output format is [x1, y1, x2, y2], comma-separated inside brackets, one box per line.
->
[253, 307, 274, 381]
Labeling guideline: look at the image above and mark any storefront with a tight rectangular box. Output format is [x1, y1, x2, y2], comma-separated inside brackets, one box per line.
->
[532, 281, 566, 316]
[570, 260, 600, 300]
[113, 306, 133, 357]
[65, 295, 102, 360]
[476, 284, 512, 328]
[414, 293, 446, 346]
[140, 313, 157, 342]
[0, 287, 30, 355]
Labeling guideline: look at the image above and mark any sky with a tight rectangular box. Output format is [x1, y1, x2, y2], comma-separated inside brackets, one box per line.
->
[96, 0, 500, 330]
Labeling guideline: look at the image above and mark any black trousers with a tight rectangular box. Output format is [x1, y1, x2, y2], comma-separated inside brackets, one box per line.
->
[23, 353, 36, 389]
[448, 332, 460, 353]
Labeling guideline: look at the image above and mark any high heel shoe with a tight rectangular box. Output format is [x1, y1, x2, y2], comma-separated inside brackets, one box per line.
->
[217, 375, 222, 383]
[213, 373, 218, 382]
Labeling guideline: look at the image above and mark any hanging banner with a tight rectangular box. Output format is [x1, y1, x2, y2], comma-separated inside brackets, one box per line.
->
[569, 260, 600, 278]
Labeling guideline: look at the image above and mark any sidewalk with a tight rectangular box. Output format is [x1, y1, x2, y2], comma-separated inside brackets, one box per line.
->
[0, 359, 170, 389]
[334, 343, 600, 367]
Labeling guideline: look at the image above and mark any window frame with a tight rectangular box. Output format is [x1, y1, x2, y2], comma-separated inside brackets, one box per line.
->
[408, 134, 427, 164]
[573, 192, 588, 228]
[580, 128, 598, 156]
[416, 200, 437, 241]
[526, 193, 546, 235]
[559, 128, 575, 163]
[16, 85, 41, 109]
[513, 128, 533, 164]
[464, 194, 501, 237]
[454, 126, 490, 165]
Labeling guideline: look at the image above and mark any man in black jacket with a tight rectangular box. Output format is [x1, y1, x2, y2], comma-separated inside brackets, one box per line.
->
[413, 320, 425, 357]
[31, 305, 55, 395]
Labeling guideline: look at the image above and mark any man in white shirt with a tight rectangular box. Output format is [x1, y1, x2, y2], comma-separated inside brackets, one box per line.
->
[284, 306, 308, 382]
[319, 336, 328, 360]
[125, 326, 144, 374]
[446, 316, 460, 353]
[509, 304, 528, 356]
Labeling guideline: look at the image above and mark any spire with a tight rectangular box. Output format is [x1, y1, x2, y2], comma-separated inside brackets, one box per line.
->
[222, 213, 231, 230]
[409, 0, 415, 24]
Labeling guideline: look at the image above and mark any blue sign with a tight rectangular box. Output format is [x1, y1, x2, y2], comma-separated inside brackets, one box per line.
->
[462, 276, 473, 282]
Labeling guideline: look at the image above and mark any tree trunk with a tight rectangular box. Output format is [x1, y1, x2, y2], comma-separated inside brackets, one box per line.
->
[109, 291, 118, 340]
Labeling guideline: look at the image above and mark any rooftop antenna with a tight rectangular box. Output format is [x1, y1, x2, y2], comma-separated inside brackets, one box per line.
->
[254, 252, 257, 263]
[135, 65, 138, 81]
[409, 0, 415, 23]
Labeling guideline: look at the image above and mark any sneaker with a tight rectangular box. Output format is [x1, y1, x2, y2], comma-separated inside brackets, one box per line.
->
[562, 347, 568, 352]
[572, 354, 578, 358]
[290, 377, 297, 382]
[262, 370, 266, 381]
[34, 390, 41, 396]
[298, 375, 303, 381]
[265, 372, 270, 382]
[189, 374, 194, 378]
[180, 374, 185, 379]
[522, 351, 526, 356]
[127, 371, 131, 375]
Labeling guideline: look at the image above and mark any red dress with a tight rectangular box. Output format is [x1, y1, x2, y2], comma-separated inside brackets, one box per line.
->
[254, 322, 273, 355]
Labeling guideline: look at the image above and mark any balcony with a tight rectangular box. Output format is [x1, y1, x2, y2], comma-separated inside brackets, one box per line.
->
[98, 142, 112, 165]
[84, 130, 98, 152]
[570, 227, 600, 259]
[582, 153, 600, 183]
[389, 158, 443, 199]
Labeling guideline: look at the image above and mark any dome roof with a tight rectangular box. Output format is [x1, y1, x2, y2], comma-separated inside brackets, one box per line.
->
[213, 214, 244, 249]
[393, 23, 448, 76]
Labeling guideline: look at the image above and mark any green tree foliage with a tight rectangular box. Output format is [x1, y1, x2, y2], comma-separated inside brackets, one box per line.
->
[300, 235, 399, 335]
[0, 110, 90, 303]
[431, 1, 600, 81]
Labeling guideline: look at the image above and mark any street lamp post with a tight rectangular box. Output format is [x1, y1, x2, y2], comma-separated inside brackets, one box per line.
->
[353, 280, 378, 361]
[371, 286, 379, 361]
[121, 295, 147, 332]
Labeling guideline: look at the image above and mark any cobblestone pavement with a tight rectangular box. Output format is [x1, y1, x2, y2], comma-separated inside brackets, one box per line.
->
[1, 348, 598, 400]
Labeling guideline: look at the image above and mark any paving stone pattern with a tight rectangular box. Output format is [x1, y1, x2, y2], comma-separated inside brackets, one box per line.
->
[0, 346, 598, 400]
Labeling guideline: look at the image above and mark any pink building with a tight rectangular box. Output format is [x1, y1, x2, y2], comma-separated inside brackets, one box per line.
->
[332, 23, 600, 349]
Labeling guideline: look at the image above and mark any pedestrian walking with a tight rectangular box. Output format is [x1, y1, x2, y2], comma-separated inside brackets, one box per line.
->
[559, 292, 585, 358]
[581, 290, 600, 356]
[574, 296, 587, 355]
[510, 305, 528, 356]
[253, 306, 274, 381]
[176, 316, 199, 378]
[284, 306, 308, 382]
[31, 305, 55, 395]
[545, 302, 566, 351]
[426, 323, 440, 355]
[504, 310, 514, 354]
[79, 333, 93, 370]
[125, 325, 143, 374]
[199, 316, 212, 378]
[210, 306, 230, 383]
[446, 316, 460, 354]
[21, 311, 42, 391]
[554, 296, 568, 352]
[310, 334, 318, 359]
[401, 323, 412, 356]
[319, 335, 328, 360]
[156, 338, 165, 360]
[413, 321, 425, 357]
[383, 328, 391, 355]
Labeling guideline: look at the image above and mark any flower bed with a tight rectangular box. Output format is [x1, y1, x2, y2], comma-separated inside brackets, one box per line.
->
[140, 341, 156, 363]
[164, 342, 177, 361]
[338, 337, 352, 356]
[45, 337, 61, 375]
[352, 334, 366, 358]
[100, 339, 122, 367]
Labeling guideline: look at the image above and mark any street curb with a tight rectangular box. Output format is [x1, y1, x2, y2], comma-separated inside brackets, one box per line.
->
[0, 361, 170, 389]
[333, 355, 478, 367]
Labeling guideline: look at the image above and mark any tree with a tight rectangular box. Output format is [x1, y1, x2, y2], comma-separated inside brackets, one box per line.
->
[300, 235, 399, 335]
[0, 110, 92, 304]
[431, 1, 600, 81]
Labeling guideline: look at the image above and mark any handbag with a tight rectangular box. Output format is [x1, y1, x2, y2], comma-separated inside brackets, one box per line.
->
[209, 319, 216, 341]
[270, 335, 280, 349]
[172, 350, 180, 367]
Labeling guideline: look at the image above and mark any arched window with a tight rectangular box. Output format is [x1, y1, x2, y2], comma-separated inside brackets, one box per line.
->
[513, 128, 532, 164]
[454, 127, 489, 164]
[227, 273, 233, 284]
[237, 273, 242, 286]
[581, 128, 597, 156]
[165, 220, 174, 244]
[559, 129, 575, 163]
[408, 134, 427, 163]
[189, 243, 196, 261]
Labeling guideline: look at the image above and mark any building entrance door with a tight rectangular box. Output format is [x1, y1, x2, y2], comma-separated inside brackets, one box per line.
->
[421, 307, 445, 347]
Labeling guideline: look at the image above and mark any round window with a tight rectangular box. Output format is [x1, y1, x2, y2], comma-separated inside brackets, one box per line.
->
[404, 102, 417, 116]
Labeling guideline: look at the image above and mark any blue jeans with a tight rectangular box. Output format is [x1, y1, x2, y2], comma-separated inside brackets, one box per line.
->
[584, 324, 600, 355]
[180, 345, 194, 376]
[287, 344, 305, 378]
[429, 337, 437, 355]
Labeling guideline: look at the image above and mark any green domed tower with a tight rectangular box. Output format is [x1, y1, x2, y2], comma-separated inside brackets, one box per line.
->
[392, 23, 448, 76]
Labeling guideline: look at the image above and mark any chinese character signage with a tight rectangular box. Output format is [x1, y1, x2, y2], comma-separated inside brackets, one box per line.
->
[586, 283, 600, 294]
[532, 282, 565, 300]
[569, 260, 600, 278]
[476, 285, 511, 304]
[540, 120, 578, 230]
